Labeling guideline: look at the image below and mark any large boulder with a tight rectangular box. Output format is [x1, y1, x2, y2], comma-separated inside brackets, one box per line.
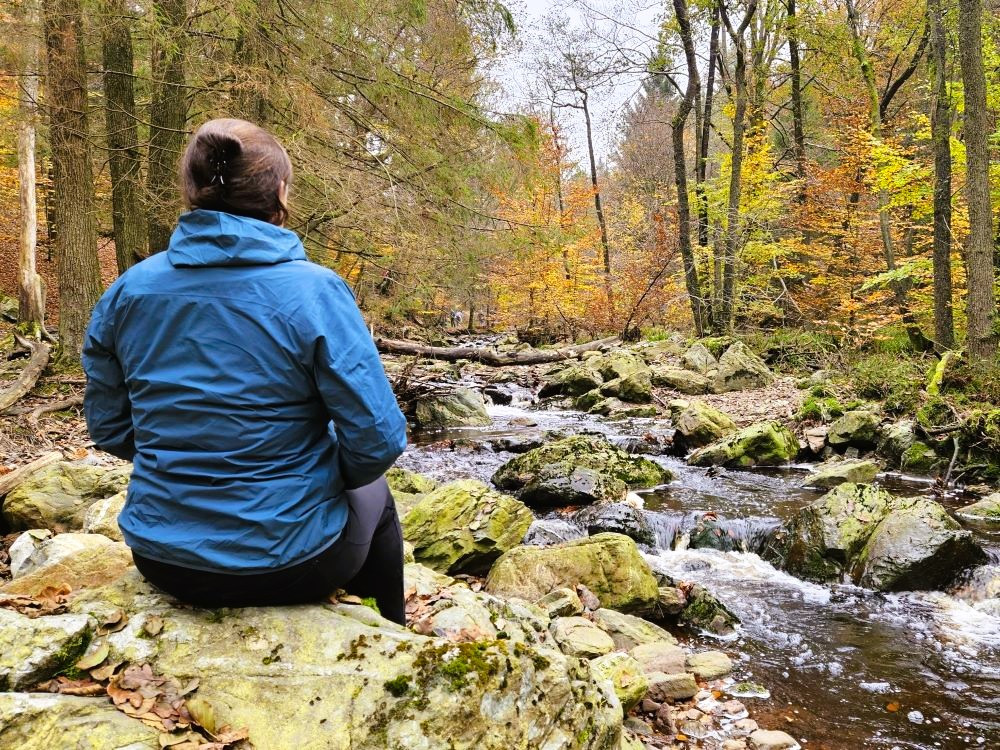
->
[803, 459, 880, 490]
[682, 343, 718, 375]
[491, 435, 671, 507]
[0, 610, 94, 690]
[574, 503, 655, 546]
[402, 480, 533, 575]
[414, 388, 491, 429]
[485, 533, 660, 614]
[593, 351, 650, 381]
[827, 410, 881, 450]
[688, 421, 799, 468]
[590, 608, 676, 651]
[1, 533, 134, 597]
[1, 462, 131, 532]
[712, 342, 774, 393]
[877, 419, 916, 467]
[599, 372, 653, 404]
[0, 694, 160, 749]
[386, 467, 438, 515]
[538, 363, 604, 398]
[650, 367, 712, 395]
[956, 494, 1000, 524]
[851, 498, 986, 591]
[669, 400, 737, 454]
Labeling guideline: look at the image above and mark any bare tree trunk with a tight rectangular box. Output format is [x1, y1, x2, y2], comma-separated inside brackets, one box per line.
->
[102, 0, 147, 273]
[17, 0, 45, 328]
[697, 7, 720, 248]
[786, 0, 806, 202]
[581, 91, 611, 281]
[928, 0, 955, 350]
[43, 0, 101, 359]
[957, 0, 997, 358]
[550, 110, 571, 280]
[147, 0, 189, 254]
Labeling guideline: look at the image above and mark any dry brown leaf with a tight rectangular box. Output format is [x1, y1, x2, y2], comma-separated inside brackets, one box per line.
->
[143, 615, 165, 636]
[75, 640, 110, 670]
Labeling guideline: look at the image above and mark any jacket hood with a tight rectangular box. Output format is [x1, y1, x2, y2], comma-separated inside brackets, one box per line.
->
[167, 210, 307, 268]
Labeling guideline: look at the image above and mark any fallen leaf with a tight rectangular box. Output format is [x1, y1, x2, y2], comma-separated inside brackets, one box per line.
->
[75, 641, 110, 670]
[143, 615, 165, 636]
[887, 702, 900, 712]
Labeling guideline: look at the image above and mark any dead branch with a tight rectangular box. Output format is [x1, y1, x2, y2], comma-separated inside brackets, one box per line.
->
[375, 336, 620, 366]
[0, 333, 51, 412]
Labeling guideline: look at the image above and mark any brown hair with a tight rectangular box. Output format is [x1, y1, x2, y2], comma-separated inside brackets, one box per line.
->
[180, 119, 293, 226]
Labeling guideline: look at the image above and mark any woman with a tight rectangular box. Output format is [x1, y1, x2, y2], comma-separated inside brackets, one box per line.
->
[82, 119, 409, 623]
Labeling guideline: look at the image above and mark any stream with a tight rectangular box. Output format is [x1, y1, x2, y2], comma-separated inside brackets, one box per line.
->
[396, 400, 1000, 750]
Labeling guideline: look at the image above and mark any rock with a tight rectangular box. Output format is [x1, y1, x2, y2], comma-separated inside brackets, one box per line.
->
[900, 441, 940, 474]
[678, 585, 739, 636]
[535, 588, 584, 618]
[712, 342, 774, 393]
[803, 459, 880, 489]
[1, 533, 134, 598]
[591, 652, 649, 712]
[551, 616, 615, 658]
[827, 410, 881, 450]
[590, 609, 677, 651]
[0, 694, 161, 749]
[594, 350, 650, 381]
[1, 461, 131, 532]
[629, 642, 686, 675]
[521, 519, 586, 547]
[0, 610, 94, 690]
[688, 421, 799, 468]
[650, 367, 712, 395]
[386, 467, 437, 514]
[956, 494, 1000, 524]
[402, 480, 533, 575]
[593, 401, 658, 419]
[486, 533, 660, 614]
[686, 651, 733, 680]
[878, 420, 916, 467]
[669, 400, 737, 453]
[6, 530, 50, 578]
[682, 343, 718, 375]
[80, 490, 126, 541]
[538, 363, 604, 398]
[491, 435, 671, 507]
[749, 729, 801, 750]
[575, 503, 655, 546]
[656, 586, 686, 615]
[601, 372, 653, 403]
[803, 426, 828, 454]
[414, 387, 492, 429]
[645, 671, 699, 701]
[851, 498, 986, 591]
[688, 515, 742, 552]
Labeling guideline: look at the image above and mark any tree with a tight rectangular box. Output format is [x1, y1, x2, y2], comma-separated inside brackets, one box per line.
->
[786, 0, 806, 201]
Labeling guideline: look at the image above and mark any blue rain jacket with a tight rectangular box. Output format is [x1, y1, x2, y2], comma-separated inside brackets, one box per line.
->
[82, 210, 407, 573]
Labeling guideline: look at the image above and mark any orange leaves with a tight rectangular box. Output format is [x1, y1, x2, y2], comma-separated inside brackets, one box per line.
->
[0, 583, 72, 617]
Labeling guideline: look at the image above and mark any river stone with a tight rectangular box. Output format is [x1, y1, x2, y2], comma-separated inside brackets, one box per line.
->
[683, 343, 718, 375]
[827, 410, 881, 450]
[485, 533, 660, 614]
[651, 366, 712, 395]
[535, 588, 584, 618]
[629, 642, 686, 675]
[590, 608, 676, 650]
[80, 490, 126, 541]
[402, 480, 533, 575]
[803, 459, 880, 490]
[551, 616, 615, 658]
[386, 467, 438, 515]
[678, 585, 739, 636]
[669, 399, 737, 453]
[1, 461, 131, 532]
[688, 421, 799, 468]
[712, 342, 774, 393]
[686, 650, 733, 680]
[414, 387, 492, 429]
[594, 350, 650, 381]
[851, 498, 986, 591]
[877, 420, 916, 467]
[575, 503, 655, 546]
[0, 533, 134, 597]
[0, 609, 94, 690]
[0, 694, 161, 749]
[956, 494, 1000, 524]
[538, 363, 604, 398]
[66, 574, 621, 749]
[688, 515, 742, 552]
[600, 372, 653, 403]
[749, 729, 801, 750]
[645, 671, 699, 701]
[591, 652, 649, 712]
[657, 586, 686, 615]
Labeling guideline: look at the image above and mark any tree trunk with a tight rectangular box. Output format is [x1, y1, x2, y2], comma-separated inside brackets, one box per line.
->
[697, 7, 720, 248]
[102, 0, 147, 273]
[233, 0, 275, 123]
[786, 0, 806, 202]
[43, 0, 101, 359]
[928, 0, 955, 350]
[957, 0, 997, 358]
[147, 0, 189, 254]
[17, 0, 45, 328]
[581, 91, 611, 283]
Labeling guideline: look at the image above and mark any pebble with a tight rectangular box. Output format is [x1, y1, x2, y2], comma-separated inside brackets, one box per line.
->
[640, 698, 661, 713]
[907, 710, 924, 724]
[732, 718, 759, 736]
[723, 700, 750, 720]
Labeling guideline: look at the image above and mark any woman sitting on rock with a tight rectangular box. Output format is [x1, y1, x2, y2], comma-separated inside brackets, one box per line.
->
[82, 119, 408, 623]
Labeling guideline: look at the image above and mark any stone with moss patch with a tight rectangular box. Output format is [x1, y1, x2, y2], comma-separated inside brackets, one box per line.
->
[414, 388, 492, 429]
[956, 494, 1000, 524]
[590, 652, 649, 712]
[2, 461, 131, 532]
[550, 616, 615, 658]
[827, 410, 881, 450]
[590, 608, 676, 651]
[688, 421, 798, 468]
[803, 459, 880, 490]
[0, 610, 94, 690]
[712, 342, 774, 393]
[669, 400, 737, 454]
[0, 694, 161, 749]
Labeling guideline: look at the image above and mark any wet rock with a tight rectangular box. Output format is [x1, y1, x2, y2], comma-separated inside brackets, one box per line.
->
[712, 342, 774, 393]
[413, 387, 492, 429]
[656, 586, 686, 615]
[851, 498, 986, 591]
[591, 652, 649, 712]
[688, 514, 742, 552]
[803, 459, 880, 490]
[900, 441, 941, 474]
[651, 367, 712, 395]
[688, 421, 799, 468]
[956, 493, 1000, 524]
[669, 399, 737, 454]
[539, 363, 604, 398]
[0, 694, 161, 749]
[682, 343, 718, 375]
[485, 533, 660, 614]
[827, 410, 881, 450]
[575, 503, 655, 546]
[401, 480, 533, 575]
[551, 616, 615, 658]
[521, 518, 585, 547]
[686, 650, 733, 680]
[749, 729, 801, 750]
[877, 419, 916, 467]
[645, 671, 699, 701]
[491, 435, 671, 507]
[629, 642, 686, 675]
[483, 385, 513, 405]
[595, 401, 658, 419]
[1, 461, 131, 532]
[0, 610, 94, 690]
[678, 584, 739, 636]
[535, 588, 584, 618]
[590, 609, 677, 651]
[386, 467, 438, 515]
[80, 490, 126, 541]
[600, 371, 653, 403]
[1, 533, 134, 598]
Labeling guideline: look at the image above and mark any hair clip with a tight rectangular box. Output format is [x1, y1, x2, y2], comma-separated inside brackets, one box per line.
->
[210, 158, 227, 185]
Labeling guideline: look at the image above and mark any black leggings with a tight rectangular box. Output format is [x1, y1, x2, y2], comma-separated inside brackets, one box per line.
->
[132, 477, 406, 624]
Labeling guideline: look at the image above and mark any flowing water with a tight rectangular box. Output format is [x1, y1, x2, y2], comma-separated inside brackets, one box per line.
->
[397, 401, 1000, 749]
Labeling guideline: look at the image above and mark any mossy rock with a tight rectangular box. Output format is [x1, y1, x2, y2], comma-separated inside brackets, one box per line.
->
[0, 694, 161, 749]
[413, 388, 491, 429]
[796, 395, 845, 423]
[539, 364, 604, 398]
[827, 410, 881, 450]
[712, 342, 774, 393]
[599, 372, 652, 403]
[0, 610, 94, 690]
[677, 585, 739, 637]
[386, 468, 438, 515]
[803, 459, 880, 489]
[681, 343, 718, 375]
[956, 494, 1000, 524]
[688, 421, 799, 468]
[590, 652, 649, 712]
[650, 366, 712, 394]
[2, 462, 131, 532]
[668, 399, 737, 454]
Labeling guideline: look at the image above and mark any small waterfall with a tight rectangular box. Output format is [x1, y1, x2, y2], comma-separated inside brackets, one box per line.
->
[643, 510, 781, 554]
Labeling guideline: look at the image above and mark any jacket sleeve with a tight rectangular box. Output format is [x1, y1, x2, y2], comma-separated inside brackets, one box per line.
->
[309, 276, 407, 489]
[82, 294, 136, 462]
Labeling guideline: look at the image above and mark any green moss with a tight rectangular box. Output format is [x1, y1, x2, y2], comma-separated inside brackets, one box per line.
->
[52, 629, 94, 681]
[383, 675, 411, 697]
[361, 597, 380, 614]
[797, 394, 844, 422]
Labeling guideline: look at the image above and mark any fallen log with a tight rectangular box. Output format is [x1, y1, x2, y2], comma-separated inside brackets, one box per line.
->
[374, 336, 620, 366]
[0, 450, 61, 497]
[0, 333, 51, 411]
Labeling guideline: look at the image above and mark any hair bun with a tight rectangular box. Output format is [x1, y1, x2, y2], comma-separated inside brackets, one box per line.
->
[196, 130, 242, 186]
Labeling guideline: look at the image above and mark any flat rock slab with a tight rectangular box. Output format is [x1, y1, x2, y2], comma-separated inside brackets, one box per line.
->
[0, 693, 160, 749]
[0, 610, 94, 690]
